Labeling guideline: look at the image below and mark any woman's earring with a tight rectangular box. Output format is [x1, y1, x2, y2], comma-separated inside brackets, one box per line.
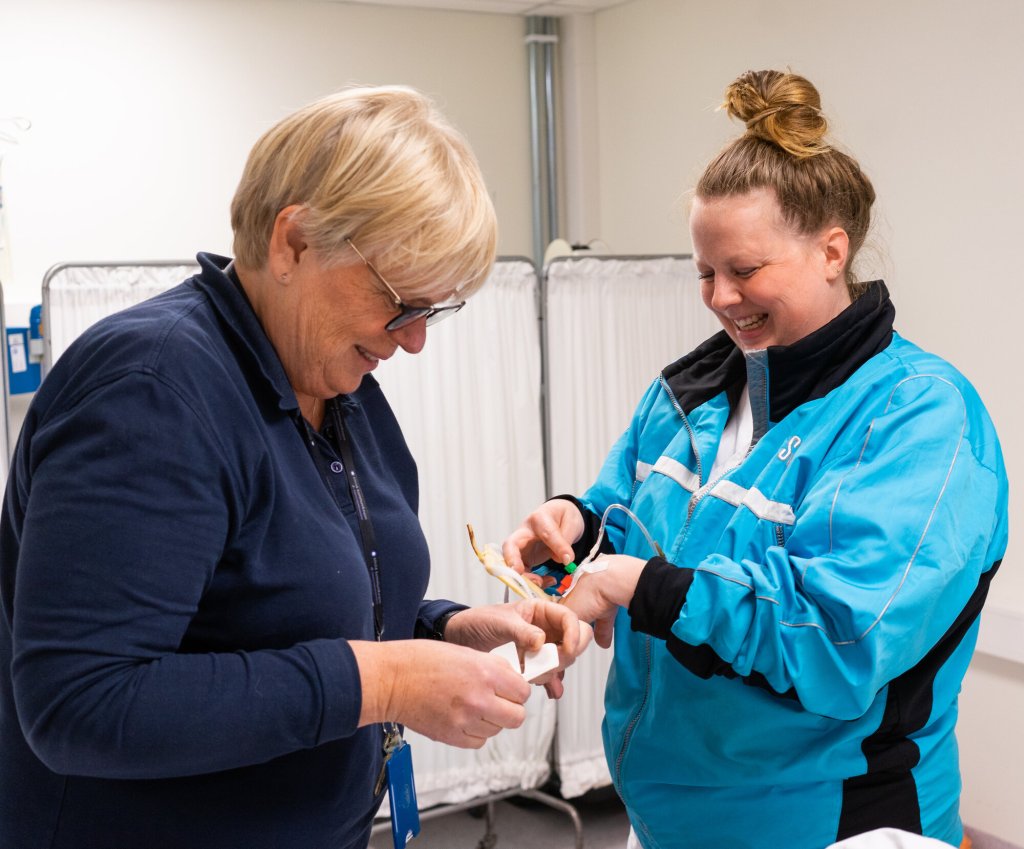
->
[280, 273, 290, 284]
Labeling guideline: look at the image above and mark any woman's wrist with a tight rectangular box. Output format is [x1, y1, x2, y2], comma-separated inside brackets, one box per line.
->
[433, 609, 463, 641]
[349, 640, 398, 726]
[602, 555, 647, 608]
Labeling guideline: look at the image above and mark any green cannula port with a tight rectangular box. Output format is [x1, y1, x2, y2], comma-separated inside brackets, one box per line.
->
[564, 562, 577, 574]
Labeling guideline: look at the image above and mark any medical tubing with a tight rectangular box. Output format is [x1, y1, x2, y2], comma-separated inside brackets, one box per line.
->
[582, 503, 663, 566]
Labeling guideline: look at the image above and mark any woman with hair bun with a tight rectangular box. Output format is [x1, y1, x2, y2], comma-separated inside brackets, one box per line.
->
[503, 69, 1007, 848]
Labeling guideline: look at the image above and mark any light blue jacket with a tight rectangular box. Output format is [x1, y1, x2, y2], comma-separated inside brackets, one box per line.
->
[578, 287, 1008, 849]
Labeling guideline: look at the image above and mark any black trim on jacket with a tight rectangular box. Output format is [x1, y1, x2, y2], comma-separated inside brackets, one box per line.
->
[627, 558, 797, 699]
[835, 560, 1001, 839]
[627, 557, 693, 639]
[662, 281, 894, 421]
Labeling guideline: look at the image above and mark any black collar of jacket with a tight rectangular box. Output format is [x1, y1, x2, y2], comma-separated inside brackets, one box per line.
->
[662, 281, 895, 420]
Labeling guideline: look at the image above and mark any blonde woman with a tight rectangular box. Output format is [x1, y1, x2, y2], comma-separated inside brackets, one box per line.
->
[1, 87, 585, 849]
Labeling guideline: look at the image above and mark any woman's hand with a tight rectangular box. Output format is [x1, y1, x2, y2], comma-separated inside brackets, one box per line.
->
[502, 500, 586, 574]
[443, 599, 594, 698]
[561, 554, 646, 648]
[351, 640, 533, 749]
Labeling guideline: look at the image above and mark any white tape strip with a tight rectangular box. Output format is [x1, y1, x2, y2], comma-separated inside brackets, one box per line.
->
[559, 556, 609, 600]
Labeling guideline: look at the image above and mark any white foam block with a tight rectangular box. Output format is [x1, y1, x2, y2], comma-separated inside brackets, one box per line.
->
[489, 641, 561, 684]
[522, 642, 560, 683]
[490, 641, 522, 674]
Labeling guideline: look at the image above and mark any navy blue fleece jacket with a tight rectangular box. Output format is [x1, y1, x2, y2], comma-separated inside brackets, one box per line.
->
[0, 253, 455, 849]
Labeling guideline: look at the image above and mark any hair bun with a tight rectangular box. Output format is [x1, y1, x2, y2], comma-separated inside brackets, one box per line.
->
[723, 70, 829, 158]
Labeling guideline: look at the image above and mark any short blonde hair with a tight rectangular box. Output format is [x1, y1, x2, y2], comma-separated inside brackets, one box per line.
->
[697, 70, 876, 299]
[231, 85, 497, 300]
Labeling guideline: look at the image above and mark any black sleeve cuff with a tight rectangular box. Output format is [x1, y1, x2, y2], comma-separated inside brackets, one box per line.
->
[414, 600, 469, 640]
[627, 556, 695, 640]
[628, 564, 800, 702]
[548, 494, 616, 563]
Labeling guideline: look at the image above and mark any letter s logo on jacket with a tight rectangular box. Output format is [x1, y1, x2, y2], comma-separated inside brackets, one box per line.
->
[778, 436, 801, 462]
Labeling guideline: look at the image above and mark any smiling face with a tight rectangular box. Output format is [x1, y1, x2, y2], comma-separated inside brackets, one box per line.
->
[690, 188, 852, 350]
[243, 209, 436, 401]
[275, 249, 429, 398]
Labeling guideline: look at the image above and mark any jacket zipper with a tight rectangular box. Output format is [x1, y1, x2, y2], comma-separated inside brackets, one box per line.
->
[616, 366, 778, 830]
[686, 435, 759, 523]
[683, 355, 771, 522]
[660, 375, 703, 485]
[614, 379, 706, 803]
[658, 376, 716, 526]
[614, 634, 652, 800]
[618, 371, 770, 801]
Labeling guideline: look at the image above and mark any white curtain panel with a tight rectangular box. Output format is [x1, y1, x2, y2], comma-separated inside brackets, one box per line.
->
[42, 262, 198, 369]
[545, 255, 719, 797]
[376, 259, 554, 807]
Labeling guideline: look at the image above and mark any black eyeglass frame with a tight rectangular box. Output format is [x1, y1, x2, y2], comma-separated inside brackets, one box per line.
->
[346, 238, 465, 332]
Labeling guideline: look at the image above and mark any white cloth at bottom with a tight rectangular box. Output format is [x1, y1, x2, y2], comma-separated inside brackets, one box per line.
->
[626, 827, 953, 849]
[827, 828, 955, 848]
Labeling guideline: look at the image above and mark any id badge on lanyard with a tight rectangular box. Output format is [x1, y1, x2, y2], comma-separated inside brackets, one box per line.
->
[387, 740, 420, 847]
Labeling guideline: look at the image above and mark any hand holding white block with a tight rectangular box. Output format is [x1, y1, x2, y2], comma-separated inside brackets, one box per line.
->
[489, 641, 560, 684]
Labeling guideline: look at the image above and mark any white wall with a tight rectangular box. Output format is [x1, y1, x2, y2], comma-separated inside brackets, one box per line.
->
[0, 0, 534, 324]
[589, 0, 1024, 842]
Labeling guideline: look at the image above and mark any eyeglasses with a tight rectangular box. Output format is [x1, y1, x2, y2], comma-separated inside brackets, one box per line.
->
[346, 238, 465, 332]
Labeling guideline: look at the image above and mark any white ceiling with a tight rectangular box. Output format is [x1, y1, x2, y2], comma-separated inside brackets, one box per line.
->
[327, 0, 630, 16]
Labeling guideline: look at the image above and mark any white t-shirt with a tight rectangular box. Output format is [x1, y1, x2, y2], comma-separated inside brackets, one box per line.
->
[707, 383, 753, 482]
